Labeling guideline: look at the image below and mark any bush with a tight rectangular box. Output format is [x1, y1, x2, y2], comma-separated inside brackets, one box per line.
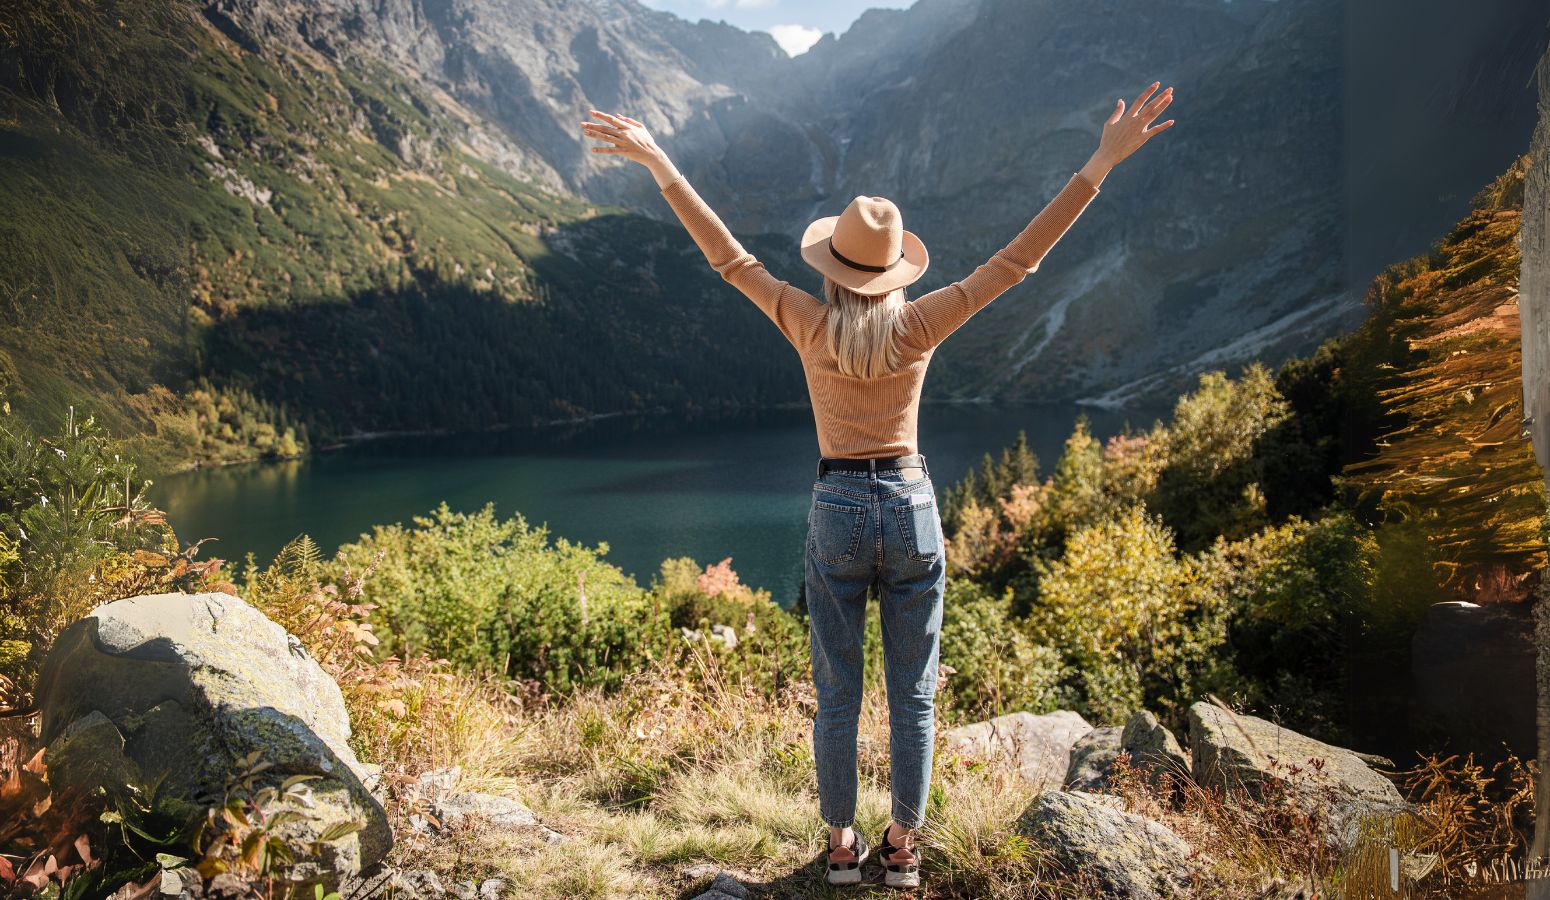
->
[1148, 365, 1290, 553]
[0, 404, 176, 694]
[1026, 503, 1231, 726]
[648, 555, 810, 697]
[1204, 509, 1379, 739]
[335, 502, 664, 694]
[938, 578, 1071, 723]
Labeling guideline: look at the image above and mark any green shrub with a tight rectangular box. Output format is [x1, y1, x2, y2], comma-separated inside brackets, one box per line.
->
[0, 404, 172, 691]
[1149, 365, 1291, 552]
[938, 578, 1071, 723]
[1027, 503, 1231, 726]
[1204, 508, 1380, 739]
[336, 502, 663, 694]
[647, 555, 809, 696]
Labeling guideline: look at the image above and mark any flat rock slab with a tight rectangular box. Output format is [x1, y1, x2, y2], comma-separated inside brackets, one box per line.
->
[435, 792, 540, 828]
[943, 710, 1092, 788]
[1187, 701, 1408, 846]
[1016, 789, 1195, 899]
[688, 872, 748, 900]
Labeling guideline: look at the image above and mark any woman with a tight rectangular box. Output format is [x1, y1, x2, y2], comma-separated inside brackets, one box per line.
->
[581, 82, 1173, 889]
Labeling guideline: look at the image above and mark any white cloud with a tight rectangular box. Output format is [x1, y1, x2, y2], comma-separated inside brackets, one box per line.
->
[735, 0, 777, 7]
[768, 23, 823, 56]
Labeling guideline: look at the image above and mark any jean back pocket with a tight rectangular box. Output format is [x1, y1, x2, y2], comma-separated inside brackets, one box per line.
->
[809, 498, 866, 565]
[895, 495, 943, 562]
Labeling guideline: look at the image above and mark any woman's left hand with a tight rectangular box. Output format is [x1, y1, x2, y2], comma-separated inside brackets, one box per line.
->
[580, 110, 669, 169]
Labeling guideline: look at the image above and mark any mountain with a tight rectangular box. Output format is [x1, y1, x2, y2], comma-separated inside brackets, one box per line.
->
[197, 0, 1548, 408]
[0, 0, 1544, 467]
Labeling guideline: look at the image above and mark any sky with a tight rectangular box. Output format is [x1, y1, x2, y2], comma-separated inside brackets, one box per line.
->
[638, 0, 916, 56]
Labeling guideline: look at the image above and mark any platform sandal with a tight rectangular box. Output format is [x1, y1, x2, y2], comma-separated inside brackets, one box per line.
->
[825, 829, 869, 886]
[876, 824, 921, 889]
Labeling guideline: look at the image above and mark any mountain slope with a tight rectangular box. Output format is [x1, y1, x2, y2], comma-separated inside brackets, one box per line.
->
[251, 0, 1542, 406]
[0, 0, 807, 465]
[177, 0, 1357, 408]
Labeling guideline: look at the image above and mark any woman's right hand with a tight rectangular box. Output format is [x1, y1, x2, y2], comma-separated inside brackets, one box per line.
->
[1081, 81, 1175, 184]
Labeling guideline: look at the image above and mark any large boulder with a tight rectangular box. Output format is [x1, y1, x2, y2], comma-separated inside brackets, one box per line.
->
[1015, 790, 1195, 898]
[37, 592, 391, 882]
[1063, 725, 1123, 791]
[1187, 701, 1408, 846]
[943, 710, 1092, 788]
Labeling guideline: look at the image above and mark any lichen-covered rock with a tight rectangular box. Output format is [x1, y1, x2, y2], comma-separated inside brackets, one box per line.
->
[42, 711, 139, 794]
[1187, 701, 1408, 847]
[435, 791, 539, 828]
[1016, 790, 1195, 898]
[943, 710, 1092, 787]
[411, 768, 564, 843]
[36, 592, 391, 881]
[1122, 710, 1190, 785]
[687, 871, 749, 900]
[1064, 725, 1123, 791]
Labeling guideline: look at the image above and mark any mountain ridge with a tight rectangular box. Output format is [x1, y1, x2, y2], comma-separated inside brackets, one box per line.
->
[0, 0, 1543, 467]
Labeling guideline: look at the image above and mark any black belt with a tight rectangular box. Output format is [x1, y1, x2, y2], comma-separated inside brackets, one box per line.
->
[817, 454, 928, 478]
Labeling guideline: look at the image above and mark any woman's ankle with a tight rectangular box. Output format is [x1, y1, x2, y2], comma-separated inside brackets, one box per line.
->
[829, 825, 856, 852]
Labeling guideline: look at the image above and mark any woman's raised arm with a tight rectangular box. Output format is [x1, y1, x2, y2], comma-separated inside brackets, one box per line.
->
[904, 81, 1176, 348]
[580, 110, 826, 352]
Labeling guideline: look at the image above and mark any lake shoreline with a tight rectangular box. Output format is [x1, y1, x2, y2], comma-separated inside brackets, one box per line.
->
[166, 396, 1133, 477]
[150, 400, 1167, 598]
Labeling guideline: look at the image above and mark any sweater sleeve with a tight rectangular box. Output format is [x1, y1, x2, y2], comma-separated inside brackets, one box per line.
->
[659, 173, 827, 352]
[904, 172, 1100, 349]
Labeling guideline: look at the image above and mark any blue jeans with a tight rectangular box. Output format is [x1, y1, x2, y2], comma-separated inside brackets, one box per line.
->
[805, 461, 946, 830]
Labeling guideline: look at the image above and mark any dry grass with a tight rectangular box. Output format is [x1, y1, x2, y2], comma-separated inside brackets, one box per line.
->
[248, 562, 1536, 899]
[368, 650, 1095, 899]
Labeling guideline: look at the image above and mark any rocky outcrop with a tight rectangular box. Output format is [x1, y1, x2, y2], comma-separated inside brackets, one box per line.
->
[1187, 701, 1408, 846]
[1064, 725, 1123, 791]
[1122, 710, 1191, 786]
[37, 592, 391, 884]
[1060, 713, 1189, 792]
[1016, 789, 1195, 899]
[943, 710, 1092, 788]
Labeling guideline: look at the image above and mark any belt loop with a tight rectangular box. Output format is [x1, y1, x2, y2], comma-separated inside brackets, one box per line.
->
[921, 453, 929, 477]
[817, 458, 825, 479]
[869, 458, 877, 483]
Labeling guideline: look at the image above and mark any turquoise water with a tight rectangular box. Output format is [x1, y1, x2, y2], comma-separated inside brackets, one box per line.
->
[150, 402, 1167, 606]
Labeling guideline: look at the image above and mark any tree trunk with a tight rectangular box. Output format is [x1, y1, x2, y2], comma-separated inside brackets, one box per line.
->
[1520, 42, 1550, 891]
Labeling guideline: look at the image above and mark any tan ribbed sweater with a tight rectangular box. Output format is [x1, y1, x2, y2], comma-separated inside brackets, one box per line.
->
[659, 171, 1100, 459]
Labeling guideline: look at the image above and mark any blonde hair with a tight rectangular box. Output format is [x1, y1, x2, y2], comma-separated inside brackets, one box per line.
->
[822, 276, 909, 379]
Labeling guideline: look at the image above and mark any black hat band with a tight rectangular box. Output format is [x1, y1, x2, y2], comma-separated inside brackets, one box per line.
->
[830, 241, 904, 273]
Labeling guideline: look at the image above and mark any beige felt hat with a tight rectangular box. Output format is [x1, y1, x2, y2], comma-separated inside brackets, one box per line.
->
[801, 194, 929, 295]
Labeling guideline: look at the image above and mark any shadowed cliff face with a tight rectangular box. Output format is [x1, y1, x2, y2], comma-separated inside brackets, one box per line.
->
[202, 0, 1547, 406]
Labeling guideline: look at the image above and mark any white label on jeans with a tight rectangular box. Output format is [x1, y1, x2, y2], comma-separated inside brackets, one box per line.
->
[908, 493, 934, 505]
